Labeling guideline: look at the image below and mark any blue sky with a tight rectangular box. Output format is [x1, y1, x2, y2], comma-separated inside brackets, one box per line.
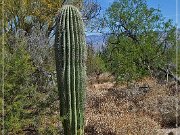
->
[97, 0, 180, 27]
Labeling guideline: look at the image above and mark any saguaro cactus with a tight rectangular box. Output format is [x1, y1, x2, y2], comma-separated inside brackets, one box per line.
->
[54, 4, 86, 135]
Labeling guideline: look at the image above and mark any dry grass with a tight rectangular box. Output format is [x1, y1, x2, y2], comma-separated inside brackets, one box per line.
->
[85, 75, 180, 135]
[139, 95, 180, 127]
[85, 111, 160, 135]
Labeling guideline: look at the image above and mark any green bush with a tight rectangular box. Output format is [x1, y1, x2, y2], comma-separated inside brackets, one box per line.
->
[86, 44, 106, 75]
[0, 36, 36, 134]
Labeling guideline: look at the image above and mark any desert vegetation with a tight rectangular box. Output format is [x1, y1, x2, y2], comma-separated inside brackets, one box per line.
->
[0, 0, 180, 134]
[85, 74, 180, 135]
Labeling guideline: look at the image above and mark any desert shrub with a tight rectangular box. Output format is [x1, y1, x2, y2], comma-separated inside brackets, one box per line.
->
[86, 44, 107, 76]
[1, 36, 36, 134]
[0, 31, 60, 134]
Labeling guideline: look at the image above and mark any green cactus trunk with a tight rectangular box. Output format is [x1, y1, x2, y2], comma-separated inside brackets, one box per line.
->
[54, 5, 86, 135]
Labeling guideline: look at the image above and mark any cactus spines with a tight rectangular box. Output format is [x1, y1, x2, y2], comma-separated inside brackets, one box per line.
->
[54, 5, 86, 135]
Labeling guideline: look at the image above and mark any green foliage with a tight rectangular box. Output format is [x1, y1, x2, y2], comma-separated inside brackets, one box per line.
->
[0, 31, 60, 134]
[105, 0, 164, 35]
[0, 0, 97, 35]
[94, 54, 107, 73]
[54, 5, 86, 135]
[176, 40, 180, 75]
[101, 0, 176, 83]
[101, 36, 148, 82]
[0, 35, 36, 134]
[86, 45, 106, 75]
[0, 0, 64, 34]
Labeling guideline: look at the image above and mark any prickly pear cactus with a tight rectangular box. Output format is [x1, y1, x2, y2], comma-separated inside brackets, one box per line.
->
[54, 4, 86, 135]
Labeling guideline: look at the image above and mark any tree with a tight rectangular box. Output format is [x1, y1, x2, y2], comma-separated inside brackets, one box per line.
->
[86, 44, 106, 75]
[0, 0, 63, 34]
[0, 0, 100, 35]
[101, 0, 176, 82]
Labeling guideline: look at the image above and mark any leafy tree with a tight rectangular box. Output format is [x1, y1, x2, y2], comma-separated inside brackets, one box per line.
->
[101, 0, 176, 82]
[0, 0, 100, 35]
[0, 0, 63, 34]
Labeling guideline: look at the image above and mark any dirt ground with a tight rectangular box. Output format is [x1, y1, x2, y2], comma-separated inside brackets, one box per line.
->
[84, 75, 180, 135]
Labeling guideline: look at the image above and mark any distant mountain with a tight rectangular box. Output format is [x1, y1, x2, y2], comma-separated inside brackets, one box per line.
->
[86, 34, 108, 51]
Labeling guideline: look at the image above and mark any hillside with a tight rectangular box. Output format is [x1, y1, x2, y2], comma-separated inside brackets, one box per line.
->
[86, 34, 107, 51]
